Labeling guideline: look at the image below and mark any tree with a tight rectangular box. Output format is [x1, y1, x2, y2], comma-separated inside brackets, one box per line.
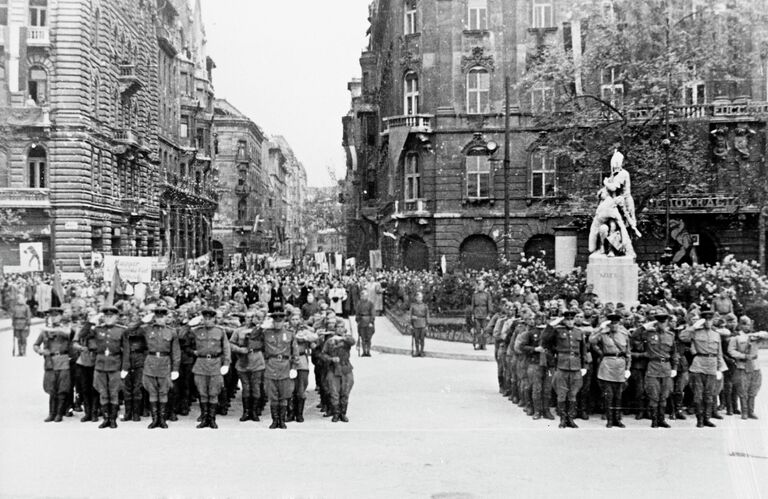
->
[519, 0, 768, 232]
[0, 209, 29, 243]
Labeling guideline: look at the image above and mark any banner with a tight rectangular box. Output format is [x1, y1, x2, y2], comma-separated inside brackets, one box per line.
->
[151, 256, 169, 271]
[369, 250, 382, 270]
[103, 256, 153, 283]
[19, 242, 43, 271]
[91, 252, 104, 269]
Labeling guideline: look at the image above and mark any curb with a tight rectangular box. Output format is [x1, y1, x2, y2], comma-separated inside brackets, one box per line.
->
[371, 344, 494, 362]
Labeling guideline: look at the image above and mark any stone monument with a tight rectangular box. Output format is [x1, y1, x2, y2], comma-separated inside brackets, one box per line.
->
[586, 149, 641, 307]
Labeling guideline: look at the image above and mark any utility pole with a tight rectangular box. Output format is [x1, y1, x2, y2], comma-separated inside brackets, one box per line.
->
[503, 75, 511, 261]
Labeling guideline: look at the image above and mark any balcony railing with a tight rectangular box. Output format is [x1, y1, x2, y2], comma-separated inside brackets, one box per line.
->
[382, 114, 434, 135]
[0, 188, 50, 208]
[118, 64, 143, 95]
[121, 198, 147, 217]
[114, 128, 140, 146]
[27, 26, 50, 47]
[395, 198, 432, 216]
[624, 100, 768, 122]
[235, 184, 250, 196]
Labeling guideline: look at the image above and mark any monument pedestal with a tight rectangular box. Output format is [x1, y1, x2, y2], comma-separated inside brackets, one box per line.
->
[586, 254, 639, 308]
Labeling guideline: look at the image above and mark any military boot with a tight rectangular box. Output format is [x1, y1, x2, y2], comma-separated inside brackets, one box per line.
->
[269, 405, 280, 429]
[702, 403, 716, 427]
[295, 398, 305, 423]
[748, 397, 758, 419]
[98, 404, 111, 429]
[340, 402, 349, 423]
[53, 394, 67, 423]
[147, 403, 159, 429]
[331, 405, 340, 423]
[44, 395, 55, 423]
[732, 392, 741, 415]
[196, 403, 209, 428]
[208, 403, 218, 429]
[557, 402, 567, 428]
[240, 397, 251, 422]
[278, 405, 287, 429]
[542, 403, 555, 420]
[250, 398, 260, 422]
[566, 402, 579, 428]
[80, 399, 93, 423]
[650, 405, 658, 428]
[165, 401, 177, 422]
[657, 406, 670, 428]
[122, 400, 133, 422]
[613, 409, 625, 428]
[109, 404, 118, 428]
[532, 398, 543, 420]
[740, 397, 749, 420]
[158, 403, 168, 429]
[498, 376, 505, 394]
[286, 397, 296, 422]
[673, 393, 687, 420]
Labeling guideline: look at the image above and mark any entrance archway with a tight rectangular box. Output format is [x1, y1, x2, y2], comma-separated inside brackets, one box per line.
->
[523, 234, 555, 268]
[401, 234, 428, 270]
[460, 234, 497, 270]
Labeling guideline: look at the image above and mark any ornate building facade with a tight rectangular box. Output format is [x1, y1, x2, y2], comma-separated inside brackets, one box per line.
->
[344, 0, 768, 271]
[0, 0, 217, 272]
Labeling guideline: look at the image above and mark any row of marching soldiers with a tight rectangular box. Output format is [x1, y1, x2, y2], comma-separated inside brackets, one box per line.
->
[32, 298, 358, 429]
[489, 300, 768, 428]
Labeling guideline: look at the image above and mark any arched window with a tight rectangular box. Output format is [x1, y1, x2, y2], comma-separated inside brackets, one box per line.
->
[467, 67, 489, 114]
[28, 145, 46, 188]
[237, 199, 247, 222]
[28, 66, 47, 105]
[404, 71, 419, 115]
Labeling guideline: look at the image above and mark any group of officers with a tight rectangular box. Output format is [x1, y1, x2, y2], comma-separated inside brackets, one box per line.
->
[30, 293, 372, 430]
[486, 294, 768, 429]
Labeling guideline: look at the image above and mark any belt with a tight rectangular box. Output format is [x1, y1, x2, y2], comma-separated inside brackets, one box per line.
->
[197, 353, 221, 359]
[267, 354, 289, 361]
[602, 353, 625, 358]
[696, 353, 717, 358]
[149, 352, 170, 357]
[51, 352, 66, 357]
[651, 357, 670, 362]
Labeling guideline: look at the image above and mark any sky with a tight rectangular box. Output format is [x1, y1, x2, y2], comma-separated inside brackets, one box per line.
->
[200, 0, 370, 187]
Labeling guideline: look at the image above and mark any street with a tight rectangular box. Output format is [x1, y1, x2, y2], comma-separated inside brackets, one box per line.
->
[1, 322, 767, 499]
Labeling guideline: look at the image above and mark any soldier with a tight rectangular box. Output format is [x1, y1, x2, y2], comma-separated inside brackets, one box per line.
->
[72, 310, 99, 422]
[137, 306, 180, 429]
[191, 308, 231, 429]
[32, 307, 73, 422]
[680, 306, 726, 428]
[408, 291, 429, 358]
[12, 295, 31, 356]
[515, 316, 553, 420]
[628, 313, 649, 420]
[542, 310, 587, 429]
[356, 291, 376, 357]
[291, 316, 318, 423]
[639, 309, 679, 428]
[91, 305, 128, 429]
[718, 313, 739, 416]
[263, 309, 299, 429]
[229, 310, 265, 422]
[728, 316, 768, 419]
[470, 281, 491, 350]
[591, 312, 631, 428]
[174, 310, 198, 416]
[321, 321, 356, 422]
[671, 312, 692, 420]
[122, 311, 148, 422]
[489, 301, 510, 392]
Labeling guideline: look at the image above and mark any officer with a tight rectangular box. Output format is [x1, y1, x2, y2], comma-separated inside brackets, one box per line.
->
[542, 309, 587, 429]
[591, 312, 631, 428]
[291, 314, 318, 423]
[639, 308, 679, 428]
[628, 312, 649, 420]
[408, 291, 429, 358]
[229, 310, 266, 422]
[512, 310, 536, 416]
[263, 309, 299, 429]
[470, 281, 491, 350]
[122, 311, 148, 422]
[321, 321, 356, 422]
[356, 291, 376, 357]
[72, 310, 99, 422]
[515, 316, 553, 420]
[671, 313, 691, 420]
[32, 307, 73, 422]
[12, 295, 31, 356]
[728, 316, 768, 419]
[680, 306, 725, 428]
[138, 306, 180, 429]
[91, 305, 128, 429]
[174, 309, 197, 416]
[191, 307, 231, 429]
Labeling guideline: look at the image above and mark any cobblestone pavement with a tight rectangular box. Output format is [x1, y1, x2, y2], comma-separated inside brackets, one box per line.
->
[1, 322, 767, 498]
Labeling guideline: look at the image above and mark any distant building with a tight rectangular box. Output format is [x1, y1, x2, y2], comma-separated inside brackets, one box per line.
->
[315, 228, 346, 255]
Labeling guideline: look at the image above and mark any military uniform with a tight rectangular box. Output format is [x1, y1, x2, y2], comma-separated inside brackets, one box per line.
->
[515, 324, 553, 420]
[33, 321, 73, 422]
[409, 301, 429, 357]
[356, 297, 375, 356]
[73, 321, 99, 422]
[229, 324, 266, 422]
[672, 325, 691, 420]
[138, 319, 180, 428]
[542, 318, 586, 428]
[728, 330, 768, 419]
[628, 326, 649, 419]
[90, 321, 129, 428]
[470, 290, 491, 350]
[291, 327, 318, 422]
[680, 317, 726, 427]
[11, 302, 31, 356]
[590, 322, 631, 428]
[321, 331, 356, 422]
[191, 320, 231, 429]
[175, 322, 197, 415]
[263, 318, 299, 429]
[640, 320, 678, 428]
[122, 321, 148, 421]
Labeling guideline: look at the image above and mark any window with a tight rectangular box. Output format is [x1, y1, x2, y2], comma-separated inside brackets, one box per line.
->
[28, 146, 46, 188]
[180, 123, 188, 138]
[530, 149, 556, 198]
[29, 0, 47, 26]
[532, 0, 553, 28]
[237, 140, 247, 161]
[404, 71, 419, 115]
[683, 80, 706, 105]
[468, 0, 488, 30]
[404, 0, 418, 35]
[600, 67, 624, 107]
[238, 199, 247, 222]
[466, 154, 490, 198]
[404, 153, 421, 201]
[531, 84, 554, 113]
[467, 67, 490, 114]
[28, 66, 47, 105]
[0, 0, 8, 26]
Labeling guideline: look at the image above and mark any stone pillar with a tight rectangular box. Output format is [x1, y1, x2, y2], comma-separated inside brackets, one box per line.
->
[554, 225, 578, 274]
[586, 254, 639, 308]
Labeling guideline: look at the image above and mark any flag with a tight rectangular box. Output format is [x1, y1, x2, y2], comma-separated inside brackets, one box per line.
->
[52, 260, 66, 305]
[79, 255, 86, 270]
[252, 215, 261, 232]
[106, 265, 124, 306]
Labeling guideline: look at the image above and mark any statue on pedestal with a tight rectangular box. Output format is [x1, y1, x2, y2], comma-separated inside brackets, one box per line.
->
[588, 149, 642, 258]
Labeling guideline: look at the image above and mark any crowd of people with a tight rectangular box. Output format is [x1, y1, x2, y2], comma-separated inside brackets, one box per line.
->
[8, 269, 384, 430]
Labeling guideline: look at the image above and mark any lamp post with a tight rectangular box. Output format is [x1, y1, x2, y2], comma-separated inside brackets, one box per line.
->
[503, 75, 511, 261]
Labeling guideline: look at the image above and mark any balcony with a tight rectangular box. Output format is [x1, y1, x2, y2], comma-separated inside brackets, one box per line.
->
[114, 129, 140, 147]
[0, 105, 50, 129]
[0, 188, 50, 209]
[624, 100, 768, 123]
[156, 25, 177, 56]
[393, 198, 432, 219]
[235, 184, 251, 196]
[181, 94, 199, 109]
[382, 114, 434, 136]
[121, 198, 147, 218]
[27, 26, 49, 47]
[118, 64, 143, 96]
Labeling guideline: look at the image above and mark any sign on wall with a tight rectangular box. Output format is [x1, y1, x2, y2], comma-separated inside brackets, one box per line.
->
[103, 256, 153, 283]
[19, 242, 43, 271]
